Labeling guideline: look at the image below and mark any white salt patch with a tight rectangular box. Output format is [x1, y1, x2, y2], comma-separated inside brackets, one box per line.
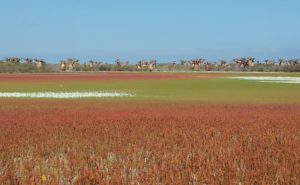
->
[0, 92, 134, 99]
[229, 76, 300, 84]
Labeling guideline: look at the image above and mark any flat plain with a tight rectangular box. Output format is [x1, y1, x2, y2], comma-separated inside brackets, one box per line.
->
[0, 72, 299, 184]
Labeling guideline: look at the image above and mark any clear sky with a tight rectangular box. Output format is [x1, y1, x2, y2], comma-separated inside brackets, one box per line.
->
[1, 0, 299, 63]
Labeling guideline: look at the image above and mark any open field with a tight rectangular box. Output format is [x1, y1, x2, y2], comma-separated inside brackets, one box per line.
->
[0, 72, 300, 184]
[0, 72, 300, 103]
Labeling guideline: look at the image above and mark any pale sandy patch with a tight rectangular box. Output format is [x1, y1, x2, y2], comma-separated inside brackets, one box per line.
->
[229, 77, 300, 84]
[0, 92, 134, 99]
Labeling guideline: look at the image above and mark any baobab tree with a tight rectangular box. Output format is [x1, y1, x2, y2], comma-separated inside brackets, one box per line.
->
[279, 59, 287, 66]
[287, 59, 299, 66]
[246, 57, 255, 67]
[136, 60, 156, 71]
[191, 58, 205, 71]
[180, 59, 192, 66]
[88, 60, 96, 68]
[34, 59, 45, 69]
[6, 57, 21, 63]
[234, 57, 254, 69]
[204, 62, 211, 71]
[264, 59, 276, 65]
[65, 58, 80, 71]
[136, 61, 142, 70]
[115, 59, 121, 66]
[136, 60, 148, 70]
[60, 60, 67, 71]
[219, 60, 230, 70]
[148, 60, 157, 72]
[25, 58, 33, 64]
[235, 58, 243, 68]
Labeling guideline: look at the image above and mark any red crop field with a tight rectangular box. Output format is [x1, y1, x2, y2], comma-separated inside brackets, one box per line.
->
[0, 72, 222, 82]
[0, 99, 299, 184]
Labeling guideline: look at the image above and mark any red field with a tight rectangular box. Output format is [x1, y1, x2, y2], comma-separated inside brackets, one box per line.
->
[0, 72, 223, 82]
[0, 100, 299, 184]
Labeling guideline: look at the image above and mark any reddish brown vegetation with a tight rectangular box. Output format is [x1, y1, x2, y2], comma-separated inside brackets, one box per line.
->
[0, 72, 222, 82]
[0, 100, 299, 184]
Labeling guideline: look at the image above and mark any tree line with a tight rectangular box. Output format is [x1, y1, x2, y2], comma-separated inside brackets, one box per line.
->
[1, 57, 299, 73]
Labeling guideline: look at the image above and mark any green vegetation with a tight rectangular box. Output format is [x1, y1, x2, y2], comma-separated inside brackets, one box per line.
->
[1, 75, 300, 103]
[0, 62, 57, 73]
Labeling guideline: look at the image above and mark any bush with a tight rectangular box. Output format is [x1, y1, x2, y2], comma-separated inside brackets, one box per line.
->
[282, 65, 300, 72]
[0, 62, 61, 73]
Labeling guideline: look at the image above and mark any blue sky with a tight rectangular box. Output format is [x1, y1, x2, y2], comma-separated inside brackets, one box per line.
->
[0, 0, 299, 63]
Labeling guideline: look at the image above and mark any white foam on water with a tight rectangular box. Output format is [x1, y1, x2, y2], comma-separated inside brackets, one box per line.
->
[229, 76, 300, 84]
[0, 92, 134, 99]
